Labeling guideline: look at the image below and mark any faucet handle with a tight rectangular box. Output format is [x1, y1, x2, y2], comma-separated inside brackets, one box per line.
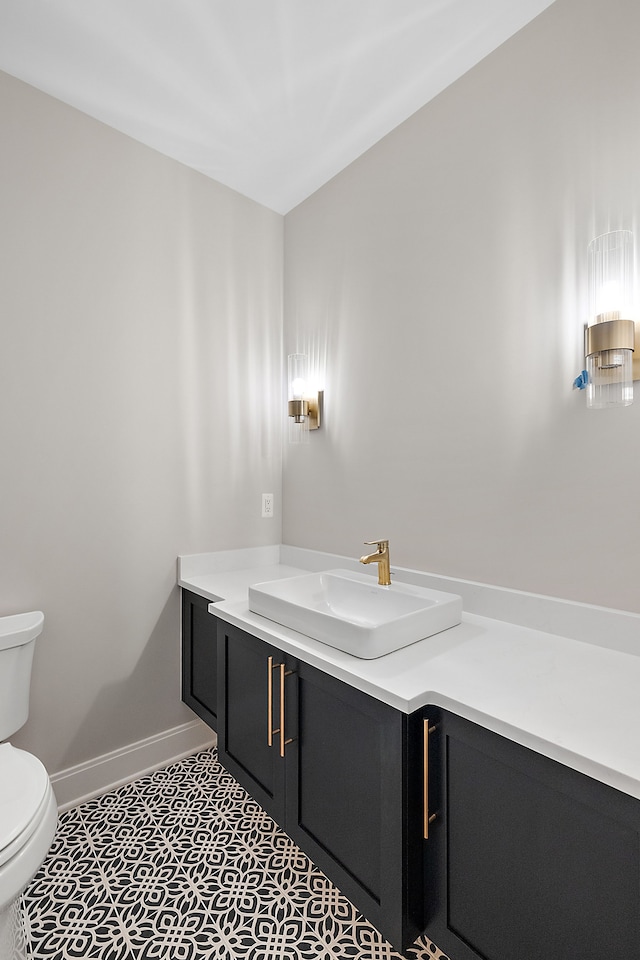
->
[364, 539, 388, 551]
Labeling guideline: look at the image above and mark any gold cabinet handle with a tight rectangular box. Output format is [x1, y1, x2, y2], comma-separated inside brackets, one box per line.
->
[268, 657, 293, 753]
[423, 719, 437, 839]
[267, 656, 281, 746]
[279, 662, 294, 758]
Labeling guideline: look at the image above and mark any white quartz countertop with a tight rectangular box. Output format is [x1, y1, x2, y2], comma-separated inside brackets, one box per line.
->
[178, 549, 640, 801]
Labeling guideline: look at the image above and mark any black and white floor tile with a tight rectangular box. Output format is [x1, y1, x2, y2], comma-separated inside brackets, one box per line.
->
[22, 749, 451, 960]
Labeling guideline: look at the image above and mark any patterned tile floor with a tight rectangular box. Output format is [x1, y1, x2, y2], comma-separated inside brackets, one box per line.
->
[22, 749, 451, 960]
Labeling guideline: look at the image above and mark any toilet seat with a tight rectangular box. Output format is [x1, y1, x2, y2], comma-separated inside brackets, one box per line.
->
[0, 744, 50, 867]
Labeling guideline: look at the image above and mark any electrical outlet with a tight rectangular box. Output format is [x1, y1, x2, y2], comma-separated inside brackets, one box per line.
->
[262, 493, 274, 518]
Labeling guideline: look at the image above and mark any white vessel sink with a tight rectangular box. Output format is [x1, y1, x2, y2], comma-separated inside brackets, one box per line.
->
[248, 568, 462, 659]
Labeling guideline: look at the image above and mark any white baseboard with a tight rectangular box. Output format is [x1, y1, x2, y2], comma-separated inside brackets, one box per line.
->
[50, 719, 216, 812]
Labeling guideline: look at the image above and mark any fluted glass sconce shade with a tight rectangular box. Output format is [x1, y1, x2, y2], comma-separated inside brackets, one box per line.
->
[585, 231, 635, 408]
[287, 353, 322, 444]
[288, 354, 309, 444]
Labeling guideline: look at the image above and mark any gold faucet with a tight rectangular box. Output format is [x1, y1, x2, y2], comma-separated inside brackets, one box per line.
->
[359, 539, 391, 586]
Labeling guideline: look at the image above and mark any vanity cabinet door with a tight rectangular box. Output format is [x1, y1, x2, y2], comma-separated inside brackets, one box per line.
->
[217, 621, 287, 826]
[423, 708, 640, 960]
[216, 621, 425, 954]
[181, 589, 218, 731]
[285, 662, 424, 953]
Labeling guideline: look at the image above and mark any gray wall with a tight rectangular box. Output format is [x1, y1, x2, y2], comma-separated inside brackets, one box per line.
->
[283, 0, 640, 614]
[0, 72, 283, 773]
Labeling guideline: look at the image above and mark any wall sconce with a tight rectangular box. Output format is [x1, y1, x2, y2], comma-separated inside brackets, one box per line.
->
[578, 230, 638, 408]
[287, 354, 323, 444]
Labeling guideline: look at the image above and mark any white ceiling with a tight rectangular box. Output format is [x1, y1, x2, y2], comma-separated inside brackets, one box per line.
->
[0, 0, 555, 214]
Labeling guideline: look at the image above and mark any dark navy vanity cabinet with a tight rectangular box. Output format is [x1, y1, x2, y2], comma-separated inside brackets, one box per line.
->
[182, 590, 640, 958]
[423, 709, 640, 960]
[216, 619, 425, 952]
[181, 589, 218, 730]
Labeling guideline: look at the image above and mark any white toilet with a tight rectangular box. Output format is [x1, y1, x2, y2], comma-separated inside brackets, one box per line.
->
[0, 613, 58, 960]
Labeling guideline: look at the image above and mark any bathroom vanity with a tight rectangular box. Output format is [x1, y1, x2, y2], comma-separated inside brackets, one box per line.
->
[179, 548, 640, 959]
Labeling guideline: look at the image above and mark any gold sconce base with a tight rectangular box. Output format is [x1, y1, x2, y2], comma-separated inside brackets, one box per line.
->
[287, 399, 309, 423]
[585, 318, 634, 355]
[287, 390, 323, 430]
[585, 318, 639, 382]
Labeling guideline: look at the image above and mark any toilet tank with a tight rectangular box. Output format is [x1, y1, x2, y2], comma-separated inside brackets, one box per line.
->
[0, 612, 44, 741]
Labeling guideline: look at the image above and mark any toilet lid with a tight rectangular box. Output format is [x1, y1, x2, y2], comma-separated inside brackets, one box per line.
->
[0, 744, 50, 858]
